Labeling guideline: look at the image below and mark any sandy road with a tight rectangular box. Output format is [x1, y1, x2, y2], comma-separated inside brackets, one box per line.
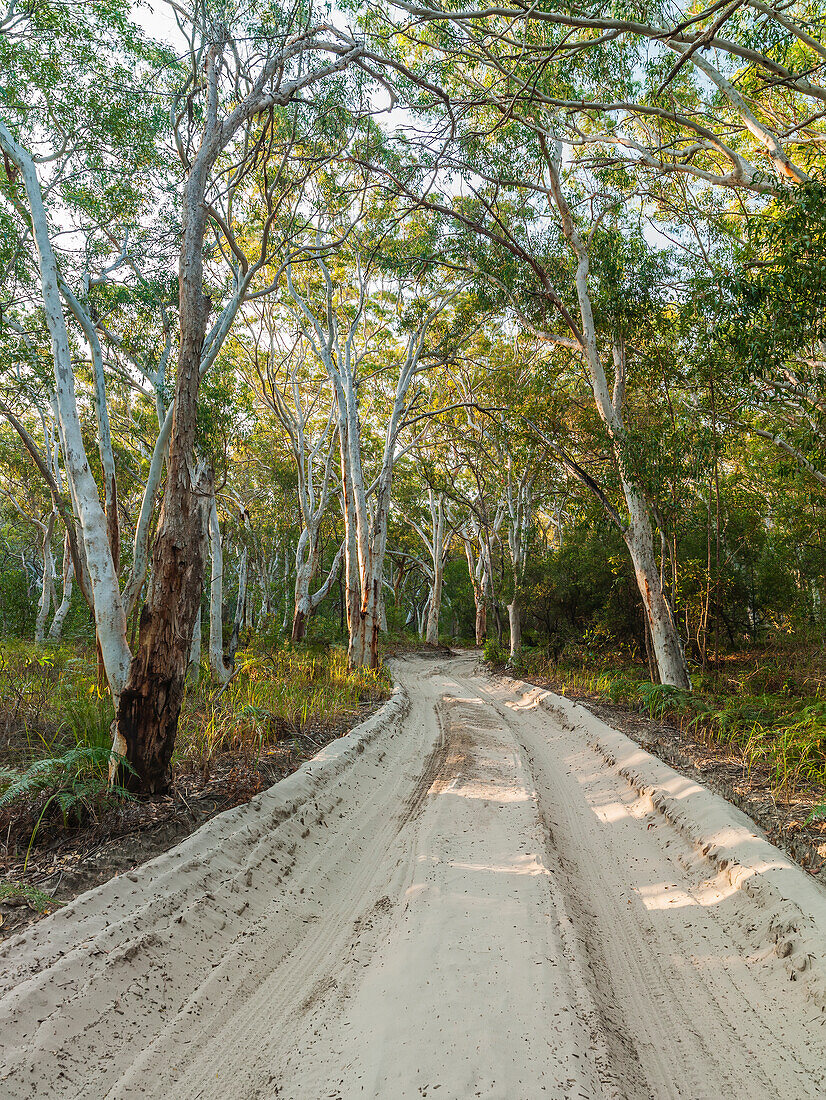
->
[1, 653, 825, 1098]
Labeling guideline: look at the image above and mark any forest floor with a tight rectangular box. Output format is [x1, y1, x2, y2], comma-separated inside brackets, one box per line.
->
[2, 651, 825, 1098]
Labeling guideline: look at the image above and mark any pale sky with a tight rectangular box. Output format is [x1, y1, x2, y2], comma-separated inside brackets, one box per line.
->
[132, 0, 185, 47]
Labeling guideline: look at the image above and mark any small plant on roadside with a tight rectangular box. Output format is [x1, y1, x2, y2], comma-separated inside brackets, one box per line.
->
[0, 745, 134, 868]
[0, 881, 62, 914]
[483, 638, 507, 667]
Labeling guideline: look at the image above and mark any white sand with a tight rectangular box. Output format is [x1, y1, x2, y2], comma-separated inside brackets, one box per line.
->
[1, 653, 824, 1098]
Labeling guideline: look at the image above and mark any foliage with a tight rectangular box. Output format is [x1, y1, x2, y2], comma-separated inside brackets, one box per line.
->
[482, 638, 508, 668]
[0, 881, 61, 914]
[2, 0, 826, 824]
[512, 649, 826, 797]
[177, 645, 390, 770]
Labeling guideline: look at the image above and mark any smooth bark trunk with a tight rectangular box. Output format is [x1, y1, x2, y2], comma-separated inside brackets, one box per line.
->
[624, 492, 690, 690]
[35, 515, 55, 645]
[48, 534, 74, 641]
[508, 594, 521, 660]
[188, 598, 202, 686]
[0, 123, 131, 699]
[227, 545, 247, 667]
[208, 496, 231, 685]
[425, 568, 442, 645]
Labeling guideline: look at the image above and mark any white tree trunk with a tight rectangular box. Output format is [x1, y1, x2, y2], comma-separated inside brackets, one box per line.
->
[546, 145, 690, 689]
[425, 566, 443, 646]
[35, 514, 55, 644]
[208, 497, 231, 685]
[122, 404, 174, 617]
[188, 597, 202, 686]
[0, 123, 131, 702]
[48, 533, 74, 641]
[624, 486, 690, 690]
[285, 255, 454, 669]
[508, 594, 521, 660]
[292, 527, 315, 644]
[227, 545, 248, 665]
[463, 537, 487, 645]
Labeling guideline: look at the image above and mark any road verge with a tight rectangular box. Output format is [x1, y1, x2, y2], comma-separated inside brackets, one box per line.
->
[501, 672, 826, 1012]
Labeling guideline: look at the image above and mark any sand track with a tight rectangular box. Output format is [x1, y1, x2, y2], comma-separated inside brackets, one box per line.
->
[1, 653, 825, 1098]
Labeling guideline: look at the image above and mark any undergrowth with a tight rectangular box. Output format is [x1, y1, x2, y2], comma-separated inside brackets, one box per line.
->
[176, 646, 389, 775]
[486, 644, 826, 799]
[0, 640, 390, 858]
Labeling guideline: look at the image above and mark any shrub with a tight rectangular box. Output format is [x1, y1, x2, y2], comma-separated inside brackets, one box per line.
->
[483, 638, 507, 667]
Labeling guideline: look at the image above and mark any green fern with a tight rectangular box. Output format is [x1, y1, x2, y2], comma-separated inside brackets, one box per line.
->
[0, 745, 120, 810]
[0, 881, 61, 913]
[635, 681, 691, 719]
[0, 746, 135, 865]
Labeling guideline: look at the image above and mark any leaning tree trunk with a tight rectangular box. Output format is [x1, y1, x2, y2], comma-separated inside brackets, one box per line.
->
[624, 486, 690, 690]
[116, 163, 213, 793]
[545, 144, 692, 692]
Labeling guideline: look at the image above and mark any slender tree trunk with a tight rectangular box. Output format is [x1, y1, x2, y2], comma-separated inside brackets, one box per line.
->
[0, 124, 131, 699]
[463, 540, 487, 645]
[643, 607, 657, 684]
[227, 545, 247, 666]
[48, 533, 74, 641]
[624, 486, 690, 690]
[208, 495, 231, 686]
[281, 541, 292, 632]
[35, 514, 55, 644]
[545, 145, 691, 691]
[188, 596, 202, 686]
[292, 528, 314, 644]
[508, 591, 521, 660]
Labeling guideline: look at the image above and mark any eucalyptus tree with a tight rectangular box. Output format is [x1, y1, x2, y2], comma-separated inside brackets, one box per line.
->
[348, 89, 696, 686]
[282, 241, 463, 667]
[239, 303, 343, 644]
[386, 0, 825, 193]
[401, 487, 455, 645]
[1, 0, 377, 789]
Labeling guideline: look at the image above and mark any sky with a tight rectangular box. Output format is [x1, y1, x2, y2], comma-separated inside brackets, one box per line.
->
[131, 0, 185, 48]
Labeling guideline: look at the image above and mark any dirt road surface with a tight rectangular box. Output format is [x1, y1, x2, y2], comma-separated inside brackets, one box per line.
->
[1, 653, 825, 1098]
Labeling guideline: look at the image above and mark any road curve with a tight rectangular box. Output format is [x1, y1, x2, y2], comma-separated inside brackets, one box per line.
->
[1, 652, 824, 1098]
